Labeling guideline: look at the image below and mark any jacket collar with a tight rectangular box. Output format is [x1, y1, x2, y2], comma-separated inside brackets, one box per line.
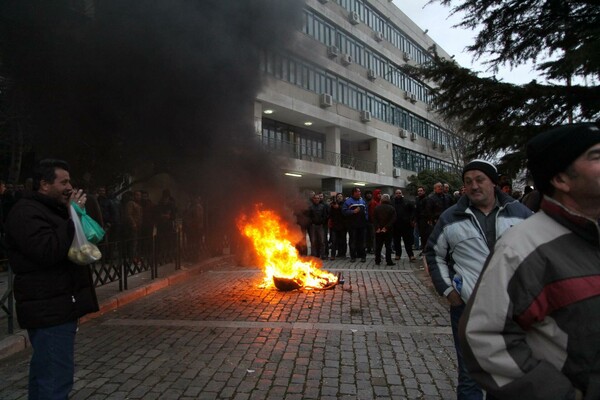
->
[541, 196, 600, 245]
[23, 191, 70, 218]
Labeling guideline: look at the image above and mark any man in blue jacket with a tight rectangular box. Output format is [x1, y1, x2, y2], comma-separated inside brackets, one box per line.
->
[425, 160, 532, 400]
[342, 187, 368, 262]
[5, 159, 99, 399]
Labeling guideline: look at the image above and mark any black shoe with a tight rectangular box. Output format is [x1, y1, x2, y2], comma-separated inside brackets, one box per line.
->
[375, 262, 381, 266]
[360, 258, 366, 262]
[386, 262, 395, 266]
[350, 258, 356, 262]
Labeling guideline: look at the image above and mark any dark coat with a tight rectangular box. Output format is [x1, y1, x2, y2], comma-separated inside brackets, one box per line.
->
[5, 192, 99, 329]
[373, 202, 396, 231]
[393, 196, 415, 230]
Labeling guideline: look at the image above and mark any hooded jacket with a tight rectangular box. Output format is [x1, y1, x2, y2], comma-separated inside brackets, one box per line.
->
[5, 191, 99, 329]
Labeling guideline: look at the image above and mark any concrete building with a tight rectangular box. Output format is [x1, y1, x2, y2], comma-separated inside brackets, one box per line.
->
[255, 0, 457, 195]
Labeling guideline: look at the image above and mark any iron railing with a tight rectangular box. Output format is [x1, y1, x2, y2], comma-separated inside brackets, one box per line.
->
[259, 138, 378, 174]
[1, 225, 211, 334]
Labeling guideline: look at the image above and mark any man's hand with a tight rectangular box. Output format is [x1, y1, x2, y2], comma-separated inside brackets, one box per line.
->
[70, 189, 87, 208]
[447, 290, 464, 307]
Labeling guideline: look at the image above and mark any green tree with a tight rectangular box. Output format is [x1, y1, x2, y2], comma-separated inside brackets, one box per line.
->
[406, 169, 462, 196]
[406, 0, 599, 176]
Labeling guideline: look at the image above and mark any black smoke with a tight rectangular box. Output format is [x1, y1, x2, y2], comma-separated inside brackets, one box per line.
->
[1, 0, 306, 247]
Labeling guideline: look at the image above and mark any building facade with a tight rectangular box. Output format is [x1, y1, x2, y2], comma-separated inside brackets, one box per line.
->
[255, 0, 457, 194]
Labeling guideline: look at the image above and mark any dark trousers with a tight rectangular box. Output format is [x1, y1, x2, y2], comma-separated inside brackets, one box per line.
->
[28, 320, 78, 400]
[309, 224, 327, 258]
[365, 223, 374, 251]
[330, 228, 347, 257]
[348, 227, 366, 259]
[393, 227, 414, 258]
[375, 231, 393, 264]
[418, 221, 432, 252]
[450, 304, 484, 400]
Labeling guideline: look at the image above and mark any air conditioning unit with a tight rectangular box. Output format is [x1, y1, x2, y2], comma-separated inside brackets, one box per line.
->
[410, 94, 417, 104]
[374, 31, 384, 42]
[367, 69, 377, 81]
[432, 142, 438, 149]
[399, 128, 407, 138]
[327, 45, 339, 58]
[393, 167, 401, 178]
[341, 53, 352, 66]
[441, 144, 446, 152]
[402, 52, 411, 62]
[318, 0, 328, 3]
[410, 132, 417, 141]
[427, 104, 435, 112]
[349, 11, 360, 25]
[404, 91, 411, 100]
[320, 93, 333, 107]
[360, 110, 371, 122]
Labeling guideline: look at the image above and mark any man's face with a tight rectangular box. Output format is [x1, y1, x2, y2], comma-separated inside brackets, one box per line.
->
[394, 190, 402, 198]
[336, 193, 344, 202]
[134, 191, 142, 202]
[353, 189, 361, 200]
[417, 188, 425, 197]
[40, 168, 72, 205]
[443, 184, 450, 193]
[98, 187, 106, 197]
[375, 191, 382, 200]
[561, 143, 600, 203]
[434, 183, 443, 194]
[463, 170, 496, 209]
[311, 195, 320, 204]
[365, 192, 372, 200]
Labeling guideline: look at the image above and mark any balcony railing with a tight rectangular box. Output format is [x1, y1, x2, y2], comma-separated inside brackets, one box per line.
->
[259, 138, 377, 174]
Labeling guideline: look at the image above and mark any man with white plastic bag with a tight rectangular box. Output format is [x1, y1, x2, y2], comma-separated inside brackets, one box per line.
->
[5, 159, 99, 399]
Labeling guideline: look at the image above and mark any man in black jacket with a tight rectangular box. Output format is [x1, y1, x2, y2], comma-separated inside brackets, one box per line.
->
[5, 159, 99, 399]
[392, 189, 416, 262]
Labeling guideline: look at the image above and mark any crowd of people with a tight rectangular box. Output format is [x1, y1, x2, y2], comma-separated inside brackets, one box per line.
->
[296, 180, 469, 265]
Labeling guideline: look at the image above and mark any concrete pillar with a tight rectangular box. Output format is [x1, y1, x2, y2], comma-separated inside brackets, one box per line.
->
[254, 102, 263, 135]
[322, 177, 342, 195]
[325, 126, 341, 166]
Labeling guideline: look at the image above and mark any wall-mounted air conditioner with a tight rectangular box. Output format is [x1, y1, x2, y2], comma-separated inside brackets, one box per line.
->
[404, 91, 411, 100]
[360, 110, 371, 122]
[393, 167, 401, 178]
[402, 52, 411, 62]
[320, 93, 333, 107]
[341, 53, 352, 66]
[432, 142, 438, 149]
[441, 144, 446, 152]
[399, 128, 407, 138]
[374, 31, 384, 42]
[367, 69, 377, 81]
[427, 104, 435, 112]
[318, 0, 328, 3]
[410, 94, 417, 104]
[349, 11, 360, 25]
[327, 45, 339, 58]
[410, 132, 417, 141]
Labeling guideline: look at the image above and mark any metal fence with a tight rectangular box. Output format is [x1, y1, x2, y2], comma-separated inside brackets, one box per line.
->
[0, 226, 210, 335]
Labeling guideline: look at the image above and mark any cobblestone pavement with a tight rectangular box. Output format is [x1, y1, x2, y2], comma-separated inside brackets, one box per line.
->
[0, 256, 457, 399]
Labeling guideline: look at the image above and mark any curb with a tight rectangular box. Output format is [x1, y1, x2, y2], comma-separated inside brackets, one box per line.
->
[0, 255, 235, 361]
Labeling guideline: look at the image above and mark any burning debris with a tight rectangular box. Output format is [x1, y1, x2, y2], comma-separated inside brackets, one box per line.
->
[237, 206, 338, 291]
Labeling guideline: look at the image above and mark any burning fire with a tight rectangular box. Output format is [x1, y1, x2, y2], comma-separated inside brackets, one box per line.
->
[237, 205, 338, 291]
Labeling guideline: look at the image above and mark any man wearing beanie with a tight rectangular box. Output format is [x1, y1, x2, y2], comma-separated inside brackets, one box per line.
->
[425, 158, 532, 400]
[460, 122, 600, 400]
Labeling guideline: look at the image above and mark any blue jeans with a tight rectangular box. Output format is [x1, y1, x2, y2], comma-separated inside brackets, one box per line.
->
[28, 320, 78, 400]
[450, 304, 484, 400]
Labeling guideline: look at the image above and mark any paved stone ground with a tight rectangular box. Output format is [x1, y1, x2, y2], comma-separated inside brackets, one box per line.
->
[0, 256, 457, 399]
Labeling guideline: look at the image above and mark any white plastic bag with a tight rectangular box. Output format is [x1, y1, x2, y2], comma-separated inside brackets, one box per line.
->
[68, 204, 102, 265]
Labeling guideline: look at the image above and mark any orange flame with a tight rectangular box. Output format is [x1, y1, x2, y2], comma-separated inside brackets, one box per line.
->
[237, 205, 338, 290]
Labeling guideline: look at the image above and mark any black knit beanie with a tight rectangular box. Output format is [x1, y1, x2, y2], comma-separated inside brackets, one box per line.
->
[462, 159, 499, 184]
[527, 123, 600, 194]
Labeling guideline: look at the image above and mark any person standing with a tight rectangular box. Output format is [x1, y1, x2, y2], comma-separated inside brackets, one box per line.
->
[425, 159, 532, 400]
[460, 123, 600, 400]
[328, 193, 347, 260]
[5, 159, 99, 399]
[342, 187, 368, 262]
[392, 188, 416, 262]
[414, 186, 431, 254]
[308, 192, 329, 260]
[373, 194, 396, 266]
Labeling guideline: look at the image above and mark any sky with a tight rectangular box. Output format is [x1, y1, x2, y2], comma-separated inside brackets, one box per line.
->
[393, 0, 539, 85]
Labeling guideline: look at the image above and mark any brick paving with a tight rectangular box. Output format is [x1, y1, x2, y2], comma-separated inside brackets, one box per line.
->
[0, 255, 457, 399]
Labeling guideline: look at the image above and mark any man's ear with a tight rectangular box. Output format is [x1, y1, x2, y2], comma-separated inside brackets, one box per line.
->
[550, 172, 571, 193]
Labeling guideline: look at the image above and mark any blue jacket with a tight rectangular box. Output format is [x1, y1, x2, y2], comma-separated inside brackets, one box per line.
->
[425, 188, 532, 302]
[342, 196, 368, 228]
